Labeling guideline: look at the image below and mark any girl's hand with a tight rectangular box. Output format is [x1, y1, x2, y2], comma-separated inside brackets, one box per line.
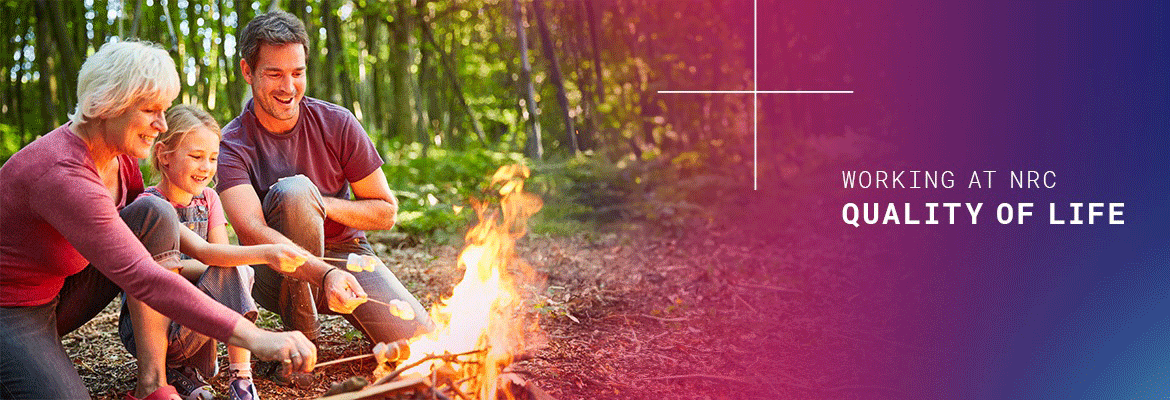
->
[262, 244, 311, 273]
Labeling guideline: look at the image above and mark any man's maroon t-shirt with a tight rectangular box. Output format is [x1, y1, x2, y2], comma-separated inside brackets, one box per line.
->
[217, 97, 383, 244]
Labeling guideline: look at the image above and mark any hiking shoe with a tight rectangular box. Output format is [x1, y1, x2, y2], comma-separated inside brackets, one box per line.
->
[227, 377, 260, 400]
[165, 366, 214, 400]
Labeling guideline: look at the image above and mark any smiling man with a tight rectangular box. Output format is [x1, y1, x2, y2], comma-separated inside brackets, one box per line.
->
[217, 11, 432, 357]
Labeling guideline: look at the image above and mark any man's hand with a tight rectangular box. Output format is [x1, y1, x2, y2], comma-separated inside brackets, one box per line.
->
[324, 269, 369, 314]
[320, 168, 398, 231]
[260, 243, 312, 273]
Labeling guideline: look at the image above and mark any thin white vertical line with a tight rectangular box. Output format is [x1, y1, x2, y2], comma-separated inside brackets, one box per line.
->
[753, 0, 758, 191]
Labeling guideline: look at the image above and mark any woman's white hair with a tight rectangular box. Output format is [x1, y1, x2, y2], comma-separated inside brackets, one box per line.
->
[69, 40, 180, 125]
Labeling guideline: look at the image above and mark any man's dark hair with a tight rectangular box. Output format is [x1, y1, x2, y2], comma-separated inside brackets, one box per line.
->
[238, 10, 310, 72]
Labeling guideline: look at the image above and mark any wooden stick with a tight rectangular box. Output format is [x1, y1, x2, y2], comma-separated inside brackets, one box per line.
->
[315, 353, 374, 369]
[641, 374, 751, 383]
[372, 349, 487, 386]
[320, 256, 348, 263]
[362, 297, 393, 307]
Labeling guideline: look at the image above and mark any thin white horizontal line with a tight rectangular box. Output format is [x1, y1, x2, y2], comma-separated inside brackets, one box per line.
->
[658, 90, 854, 94]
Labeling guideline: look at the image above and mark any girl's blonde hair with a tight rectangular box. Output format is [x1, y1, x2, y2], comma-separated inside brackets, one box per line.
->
[151, 105, 222, 179]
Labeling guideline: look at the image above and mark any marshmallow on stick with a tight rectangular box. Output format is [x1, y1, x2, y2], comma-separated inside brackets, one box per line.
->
[344, 253, 382, 272]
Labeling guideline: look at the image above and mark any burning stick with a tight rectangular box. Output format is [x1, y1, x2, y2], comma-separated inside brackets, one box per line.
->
[316, 340, 411, 369]
[372, 348, 487, 386]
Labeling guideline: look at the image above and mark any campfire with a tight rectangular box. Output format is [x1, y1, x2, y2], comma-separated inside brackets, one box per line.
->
[320, 165, 549, 400]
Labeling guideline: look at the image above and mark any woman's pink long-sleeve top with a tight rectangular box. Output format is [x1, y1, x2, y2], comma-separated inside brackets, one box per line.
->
[0, 125, 239, 342]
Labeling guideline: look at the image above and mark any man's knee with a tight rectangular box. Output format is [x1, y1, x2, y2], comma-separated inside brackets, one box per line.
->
[266, 175, 324, 209]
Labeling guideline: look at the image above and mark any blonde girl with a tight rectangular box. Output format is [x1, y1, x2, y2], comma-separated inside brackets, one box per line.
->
[120, 105, 311, 400]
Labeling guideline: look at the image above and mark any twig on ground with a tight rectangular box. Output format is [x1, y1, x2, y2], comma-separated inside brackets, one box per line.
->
[641, 374, 752, 383]
[734, 293, 758, 314]
[736, 282, 803, 293]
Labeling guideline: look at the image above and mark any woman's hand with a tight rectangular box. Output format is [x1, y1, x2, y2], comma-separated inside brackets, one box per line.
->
[261, 244, 311, 273]
[229, 321, 317, 372]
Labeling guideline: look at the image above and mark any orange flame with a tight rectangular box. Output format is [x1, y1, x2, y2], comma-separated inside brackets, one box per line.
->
[392, 165, 544, 398]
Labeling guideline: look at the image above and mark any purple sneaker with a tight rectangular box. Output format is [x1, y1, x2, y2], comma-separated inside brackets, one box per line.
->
[227, 378, 259, 400]
[165, 366, 213, 400]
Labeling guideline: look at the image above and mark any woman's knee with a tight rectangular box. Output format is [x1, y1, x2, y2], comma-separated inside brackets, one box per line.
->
[120, 196, 180, 255]
[121, 196, 180, 234]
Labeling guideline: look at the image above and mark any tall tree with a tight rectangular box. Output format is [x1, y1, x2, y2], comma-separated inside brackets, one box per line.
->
[582, 0, 604, 103]
[362, 11, 386, 140]
[129, 0, 144, 38]
[532, 0, 578, 155]
[413, 0, 431, 149]
[33, 5, 56, 132]
[388, 0, 415, 143]
[91, 0, 107, 50]
[40, 0, 80, 109]
[323, 0, 355, 111]
[512, 0, 541, 159]
[14, 8, 29, 142]
[185, 0, 204, 109]
[420, 11, 486, 145]
[215, 0, 240, 116]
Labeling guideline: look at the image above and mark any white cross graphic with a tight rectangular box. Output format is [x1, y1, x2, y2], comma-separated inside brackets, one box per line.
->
[657, 0, 854, 190]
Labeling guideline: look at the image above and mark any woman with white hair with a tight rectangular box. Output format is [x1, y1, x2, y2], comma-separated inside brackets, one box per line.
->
[0, 40, 317, 400]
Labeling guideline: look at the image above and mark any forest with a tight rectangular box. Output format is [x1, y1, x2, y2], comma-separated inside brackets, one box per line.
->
[1, 0, 805, 234]
[0, 1, 868, 398]
[0, 0, 763, 163]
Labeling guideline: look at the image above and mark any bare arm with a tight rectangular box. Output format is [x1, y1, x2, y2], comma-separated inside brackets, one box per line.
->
[321, 167, 398, 231]
[219, 184, 368, 313]
[178, 213, 246, 280]
[178, 226, 310, 273]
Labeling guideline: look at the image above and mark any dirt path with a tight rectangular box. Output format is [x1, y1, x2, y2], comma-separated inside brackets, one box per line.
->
[68, 219, 891, 399]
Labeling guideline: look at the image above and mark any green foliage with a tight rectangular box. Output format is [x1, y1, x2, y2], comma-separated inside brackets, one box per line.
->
[0, 0, 808, 243]
[0, 124, 21, 164]
[382, 142, 526, 239]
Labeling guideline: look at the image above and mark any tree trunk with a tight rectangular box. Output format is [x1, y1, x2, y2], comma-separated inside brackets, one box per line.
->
[323, 2, 355, 111]
[129, 0, 143, 38]
[185, 0, 204, 109]
[1, 3, 12, 117]
[363, 13, 385, 142]
[14, 7, 28, 142]
[512, 0, 542, 160]
[531, 0, 577, 155]
[161, 0, 184, 103]
[419, 14, 486, 146]
[91, 0, 107, 50]
[319, 0, 338, 104]
[34, 5, 56, 131]
[391, 0, 418, 144]
[413, 0, 431, 150]
[215, 0, 240, 116]
[583, 0, 604, 103]
[40, 0, 79, 109]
